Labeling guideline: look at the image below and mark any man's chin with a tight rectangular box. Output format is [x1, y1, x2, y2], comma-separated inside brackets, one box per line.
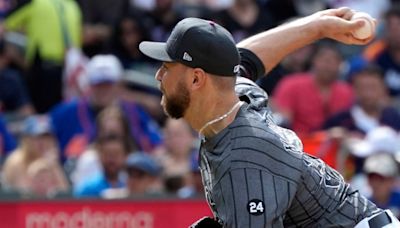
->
[163, 106, 183, 119]
[161, 95, 187, 119]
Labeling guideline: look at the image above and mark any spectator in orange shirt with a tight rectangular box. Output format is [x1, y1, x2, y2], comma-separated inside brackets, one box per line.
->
[273, 41, 353, 136]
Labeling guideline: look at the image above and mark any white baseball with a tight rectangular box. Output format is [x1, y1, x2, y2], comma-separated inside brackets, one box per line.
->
[351, 12, 375, 39]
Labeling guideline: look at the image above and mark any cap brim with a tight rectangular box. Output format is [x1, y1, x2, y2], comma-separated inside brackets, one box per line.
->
[139, 41, 173, 62]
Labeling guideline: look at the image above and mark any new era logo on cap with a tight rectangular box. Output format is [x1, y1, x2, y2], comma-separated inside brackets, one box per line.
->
[234, 65, 241, 74]
[183, 52, 192, 62]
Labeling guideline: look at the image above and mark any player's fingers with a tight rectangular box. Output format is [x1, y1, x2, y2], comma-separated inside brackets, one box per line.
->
[328, 18, 364, 35]
[346, 19, 366, 31]
[333, 7, 352, 17]
[342, 8, 356, 21]
[317, 7, 348, 17]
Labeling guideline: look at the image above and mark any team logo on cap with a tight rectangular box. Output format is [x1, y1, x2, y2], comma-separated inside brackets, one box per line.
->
[183, 52, 193, 62]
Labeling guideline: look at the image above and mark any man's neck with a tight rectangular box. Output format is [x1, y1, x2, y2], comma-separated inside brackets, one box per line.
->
[186, 94, 241, 139]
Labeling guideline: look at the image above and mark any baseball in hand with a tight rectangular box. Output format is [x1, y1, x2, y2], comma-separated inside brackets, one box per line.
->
[350, 12, 375, 39]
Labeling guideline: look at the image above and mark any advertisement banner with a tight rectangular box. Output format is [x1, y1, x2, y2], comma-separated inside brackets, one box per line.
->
[0, 199, 212, 228]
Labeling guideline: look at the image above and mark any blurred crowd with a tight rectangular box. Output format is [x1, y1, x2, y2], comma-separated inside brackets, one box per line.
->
[0, 0, 399, 219]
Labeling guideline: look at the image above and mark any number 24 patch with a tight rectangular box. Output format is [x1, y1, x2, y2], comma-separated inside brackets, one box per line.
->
[247, 199, 265, 216]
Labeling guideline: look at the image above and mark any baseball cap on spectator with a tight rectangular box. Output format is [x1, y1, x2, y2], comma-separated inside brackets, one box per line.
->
[363, 153, 399, 178]
[139, 17, 240, 77]
[21, 115, 53, 136]
[86, 54, 123, 85]
[350, 126, 400, 157]
[126, 153, 161, 176]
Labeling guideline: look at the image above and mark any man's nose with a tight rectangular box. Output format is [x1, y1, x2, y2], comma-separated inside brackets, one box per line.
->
[155, 68, 163, 81]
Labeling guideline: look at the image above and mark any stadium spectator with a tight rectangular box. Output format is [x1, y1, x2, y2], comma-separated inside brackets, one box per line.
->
[273, 41, 353, 136]
[257, 43, 314, 95]
[0, 39, 33, 116]
[364, 153, 400, 218]
[4, 0, 82, 113]
[120, 77, 165, 125]
[50, 55, 163, 162]
[77, 0, 129, 56]
[71, 105, 135, 189]
[26, 158, 69, 198]
[146, 0, 181, 42]
[213, 0, 275, 42]
[125, 152, 163, 196]
[110, 10, 165, 123]
[100, 152, 163, 199]
[111, 11, 156, 71]
[155, 119, 197, 178]
[348, 5, 400, 97]
[74, 134, 129, 198]
[346, 126, 400, 193]
[2, 115, 59, 194]
[155, 118, 199, 195]
[324, 65, 400, 134]
[177, 151, 204, 198]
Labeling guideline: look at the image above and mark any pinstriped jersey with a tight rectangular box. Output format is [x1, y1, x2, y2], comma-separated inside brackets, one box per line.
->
[199, 103, 381, 227]
[198, 49, 382, 227]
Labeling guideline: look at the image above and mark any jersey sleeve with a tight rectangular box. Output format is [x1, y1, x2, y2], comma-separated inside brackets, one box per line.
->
[215, 168, 295, 228]
[237, 48, 266, 82]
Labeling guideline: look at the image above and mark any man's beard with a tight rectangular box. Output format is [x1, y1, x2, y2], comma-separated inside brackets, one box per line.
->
[162, 81, 190, 119]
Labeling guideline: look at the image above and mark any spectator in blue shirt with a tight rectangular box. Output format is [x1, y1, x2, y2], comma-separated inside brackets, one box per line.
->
[50, 54, 162, 162]
[74, 134, 129, 198]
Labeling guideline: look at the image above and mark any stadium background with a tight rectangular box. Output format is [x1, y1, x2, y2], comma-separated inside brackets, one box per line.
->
[0, 0, 400, 227]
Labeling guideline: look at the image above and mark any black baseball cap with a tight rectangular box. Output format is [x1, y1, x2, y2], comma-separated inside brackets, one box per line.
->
[139, 18, 240, 76]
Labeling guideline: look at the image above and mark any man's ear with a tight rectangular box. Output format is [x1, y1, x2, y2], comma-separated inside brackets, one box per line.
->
[190, 68, 207, 91]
